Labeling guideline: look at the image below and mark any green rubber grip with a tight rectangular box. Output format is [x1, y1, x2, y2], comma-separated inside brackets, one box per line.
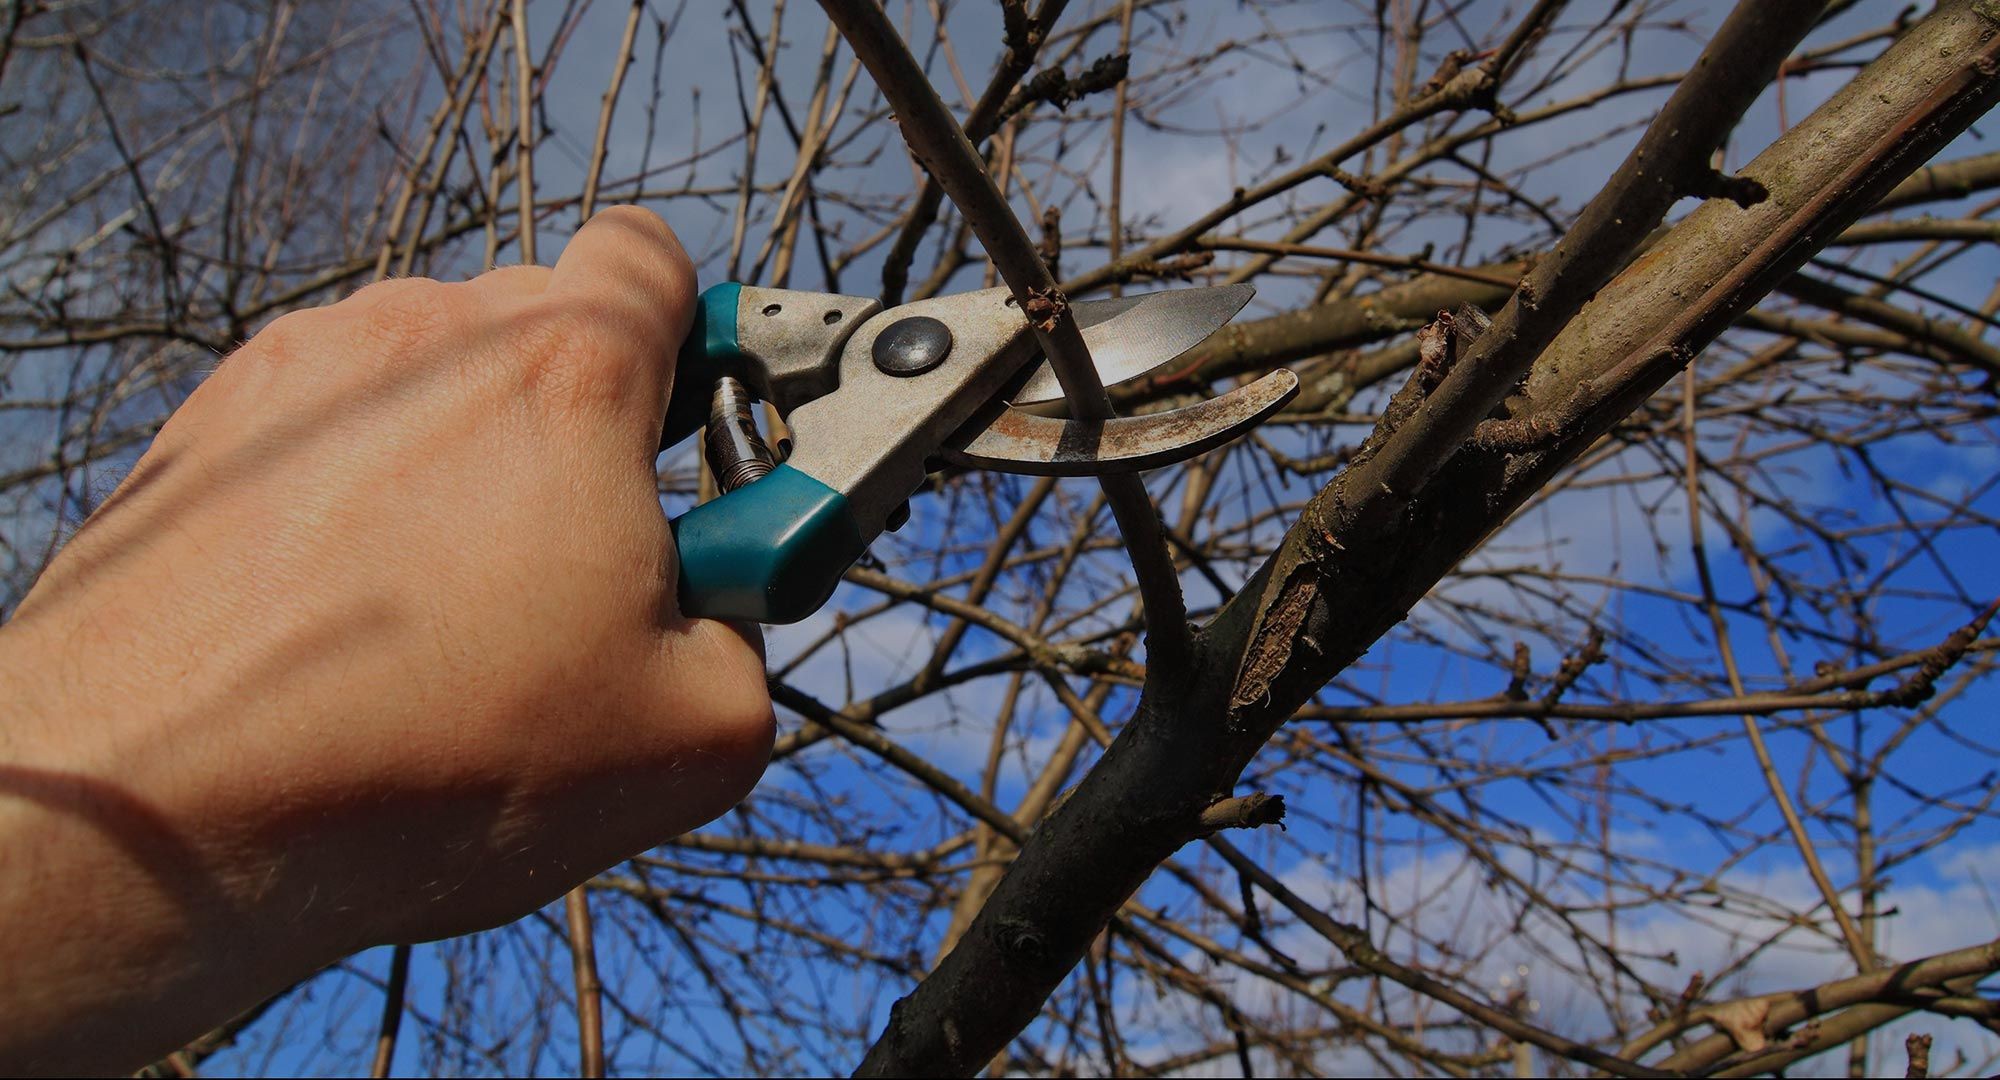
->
[670, 464, 865, 624]
[662, 282, 744, 451]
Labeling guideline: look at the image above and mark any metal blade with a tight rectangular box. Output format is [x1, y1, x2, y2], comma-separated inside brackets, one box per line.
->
[1010, 283, 1254, 406]
[943, 369, 1299, 476]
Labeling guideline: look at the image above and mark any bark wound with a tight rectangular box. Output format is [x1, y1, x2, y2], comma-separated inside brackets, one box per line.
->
[1233, 488, 1349, 711]
[1415, 309, 1457, 394]
[1229, 565, 1317, 712]
[941, 1017, 962, 1067]
[996, 915, 1049, 966]
[1707, 996, 1772, 1053]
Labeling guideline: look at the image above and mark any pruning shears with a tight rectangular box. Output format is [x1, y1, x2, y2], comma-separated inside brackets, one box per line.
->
[663, 281, 1296, 623]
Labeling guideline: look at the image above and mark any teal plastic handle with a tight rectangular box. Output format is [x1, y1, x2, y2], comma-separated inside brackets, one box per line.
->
[664, 283, 868, 623]
[662, 282, 745, 451]
[670, 463, 865, 624]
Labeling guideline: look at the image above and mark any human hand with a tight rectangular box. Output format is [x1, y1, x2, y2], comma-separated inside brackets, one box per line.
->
[0, 207, 773, 1073]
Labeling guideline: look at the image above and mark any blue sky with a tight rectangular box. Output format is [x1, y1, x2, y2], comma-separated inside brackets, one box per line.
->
[4, 0, 1996, 1073]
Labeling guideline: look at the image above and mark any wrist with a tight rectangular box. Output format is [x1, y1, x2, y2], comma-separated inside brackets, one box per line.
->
[0, 615, 349, 1072]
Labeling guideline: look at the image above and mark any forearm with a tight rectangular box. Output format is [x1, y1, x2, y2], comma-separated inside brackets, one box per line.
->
[0, 209, 772, 1073]
[0, 617, 330, 1075]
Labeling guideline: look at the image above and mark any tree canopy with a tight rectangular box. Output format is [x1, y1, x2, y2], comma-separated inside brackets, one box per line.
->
[3, 1, 1998, 1075]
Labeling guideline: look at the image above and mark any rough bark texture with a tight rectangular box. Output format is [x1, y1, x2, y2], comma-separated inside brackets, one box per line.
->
[855, 3, 2000, 1074]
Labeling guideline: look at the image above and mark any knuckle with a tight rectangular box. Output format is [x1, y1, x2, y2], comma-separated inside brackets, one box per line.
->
[505, 297, 642, 408]
[501, 301, 583, 391]
[236, 280, 472, 385]
[242, 307, 321, 367]
[351, 277, 460, 355]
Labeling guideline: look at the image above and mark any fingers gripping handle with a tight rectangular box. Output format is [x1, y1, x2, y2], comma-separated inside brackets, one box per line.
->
[670, 464, 866, 624]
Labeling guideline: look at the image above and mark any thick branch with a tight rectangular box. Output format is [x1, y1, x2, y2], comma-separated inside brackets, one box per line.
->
[1642, 937, 2000, 1072]
[844, 4, 2000, 1074]
[1874, 147, 2000, 210]
[1337, 0, 1816, 510]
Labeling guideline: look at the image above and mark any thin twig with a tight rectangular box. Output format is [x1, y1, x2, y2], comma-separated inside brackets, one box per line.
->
[368, 944, 411, 1078]
[564, 887, 605, 1077]
[817, 0, 1193, 672]
[580, 0, 644, 223]
[1105, 0, 1134, 299]
[1680, 366, 1877, 971]
[509, 0, 537, 264]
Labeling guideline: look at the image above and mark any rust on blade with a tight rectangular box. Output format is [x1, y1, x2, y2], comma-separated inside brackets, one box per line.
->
[941, 369, 1300, 476]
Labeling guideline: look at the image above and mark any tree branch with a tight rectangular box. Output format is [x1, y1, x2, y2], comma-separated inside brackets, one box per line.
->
[875, 0, 1069, 306]
[845, 3, 2000, 1073]
[818, 0, 1193, 674]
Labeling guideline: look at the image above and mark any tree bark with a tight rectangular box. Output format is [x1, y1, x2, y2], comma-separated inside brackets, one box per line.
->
[853, 2, 2000, 1074]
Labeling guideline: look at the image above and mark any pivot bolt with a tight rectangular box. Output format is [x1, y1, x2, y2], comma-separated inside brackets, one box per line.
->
[872, 316, 953, 376]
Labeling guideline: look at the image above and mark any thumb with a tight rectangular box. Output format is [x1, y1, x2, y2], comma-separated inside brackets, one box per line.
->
[545, 206, 699, 432]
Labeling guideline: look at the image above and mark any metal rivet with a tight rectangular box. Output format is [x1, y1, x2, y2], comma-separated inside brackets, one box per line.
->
[872, 316, 953, 377]
[762, 303, 782, 317]
[823, 309, 842, 325]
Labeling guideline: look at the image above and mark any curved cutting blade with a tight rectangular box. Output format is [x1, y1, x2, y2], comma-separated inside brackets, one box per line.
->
[1010, 283, 1254, 406]
[943, 368, 1299, 476]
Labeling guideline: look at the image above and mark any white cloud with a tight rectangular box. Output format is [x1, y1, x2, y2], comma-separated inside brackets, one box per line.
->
[1148, 839, 2000, 1074]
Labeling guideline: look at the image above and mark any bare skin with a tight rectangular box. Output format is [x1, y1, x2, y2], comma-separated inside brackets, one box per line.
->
[0, 208, 775, 1075]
